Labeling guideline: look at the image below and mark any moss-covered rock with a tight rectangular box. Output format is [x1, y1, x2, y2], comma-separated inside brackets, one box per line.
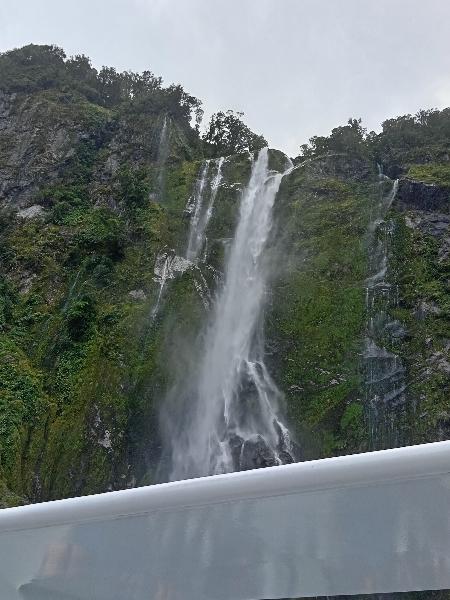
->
[266, 157, 375, 457]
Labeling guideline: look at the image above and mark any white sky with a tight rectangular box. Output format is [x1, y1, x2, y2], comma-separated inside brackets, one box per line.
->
[1, 0, 450, 156]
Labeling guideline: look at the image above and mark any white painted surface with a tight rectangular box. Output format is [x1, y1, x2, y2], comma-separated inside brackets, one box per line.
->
[1, 441, 450, 599]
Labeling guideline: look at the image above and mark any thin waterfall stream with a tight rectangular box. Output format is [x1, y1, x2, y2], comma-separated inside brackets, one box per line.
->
[150, 157, 225, 319]
[187, 157, 225, 262]
[363, 169, 407, 449]
[157, 115, 169, 200]
[165, 148, 295, 481]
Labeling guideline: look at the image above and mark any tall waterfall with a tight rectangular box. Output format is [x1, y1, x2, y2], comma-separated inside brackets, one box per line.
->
[363, 170, 407, 449]
[167, 148, 294, 481]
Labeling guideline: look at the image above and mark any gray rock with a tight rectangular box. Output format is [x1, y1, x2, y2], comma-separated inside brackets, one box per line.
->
[404, 210, 450, 262]
[428, 351, 450, 375]
[129, 289, 147, 301]
[0, 91, 89, 208]
[239, 435, 277, 470]
[18, 272, 37, 294]
[396, 178, 449, 213]
[302, 153, 372, 182]
[17, 204, 45, 219]
[414, 301, 442, 320]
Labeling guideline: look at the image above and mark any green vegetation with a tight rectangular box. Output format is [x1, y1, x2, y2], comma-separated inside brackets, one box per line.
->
[203, 110, 267, 157]
[389, 213, 450, 442]
[407, 163, 450, 187]
[298, 109, 450, 168]
[0, 44, 202, 127]
[267, 169, 374, 457]
[375, 109, 450, 165]
[299, 118, 370, 159]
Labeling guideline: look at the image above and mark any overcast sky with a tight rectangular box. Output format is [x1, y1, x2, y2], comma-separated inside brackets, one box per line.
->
[1, 0, 450, 155]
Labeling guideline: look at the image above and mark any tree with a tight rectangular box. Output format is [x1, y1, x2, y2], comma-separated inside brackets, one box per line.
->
[202, 110, 267, 157]
[97, 66, 124, 106]
[163, 84, 203, 128]
[118, 165, 149, 208]
[0, 44, 67, 92]
[299, 118, 368, 158]
[66, 54, 96, 81]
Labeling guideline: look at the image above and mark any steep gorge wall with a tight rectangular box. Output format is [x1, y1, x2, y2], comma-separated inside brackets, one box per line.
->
[0, 46, 449, 508]
[0, 76, 257, 503]
[0, 76, 203, 504]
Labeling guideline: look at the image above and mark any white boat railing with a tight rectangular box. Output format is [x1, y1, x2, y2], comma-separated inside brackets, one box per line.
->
[1, 440, 450, 599]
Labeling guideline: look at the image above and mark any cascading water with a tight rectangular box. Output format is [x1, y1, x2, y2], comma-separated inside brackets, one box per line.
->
[186, 157, 225, 262]
[157, 115, 169, 200]
[151, 251, 191, 318]
[150, 157, 225, 319]
[363, 169, 407, 450]
[166, 148, 295, 481]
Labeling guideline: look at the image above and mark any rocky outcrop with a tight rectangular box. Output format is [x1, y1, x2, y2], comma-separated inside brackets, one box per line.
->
[0, 90, 90, 209]
[297, 153, 373, 182]
[17, 204, 45, 219]
[395, 177, 449, 213]
[405, 212, 450, 262]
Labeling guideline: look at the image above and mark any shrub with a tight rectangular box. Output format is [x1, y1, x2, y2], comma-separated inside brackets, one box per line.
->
[66, 294, 96, 341]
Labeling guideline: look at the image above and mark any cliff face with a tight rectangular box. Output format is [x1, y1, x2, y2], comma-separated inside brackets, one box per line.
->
[389, 169, 450, 444]
[0, 45, 449, 507]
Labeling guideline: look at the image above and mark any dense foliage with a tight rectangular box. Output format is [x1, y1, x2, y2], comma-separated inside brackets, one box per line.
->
[0, 44, 203, 127]
[299, 118, 369, 159]
[298, 109, 450, 168]
[202, 110, 267, 157]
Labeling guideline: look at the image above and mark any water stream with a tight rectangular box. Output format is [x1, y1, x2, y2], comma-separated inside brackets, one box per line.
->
[150, 156, 225, 319]
[166, 148, 294, 480]
[157, 115, 169, 200]
[186, 157, 225, 262]
[363, 170, 407, 450]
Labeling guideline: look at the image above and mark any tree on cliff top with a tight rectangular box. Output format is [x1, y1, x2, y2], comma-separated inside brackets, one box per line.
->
[0, 44, 203, 128]
[202, 110, 267, 157]
[299, 118, 368, 159]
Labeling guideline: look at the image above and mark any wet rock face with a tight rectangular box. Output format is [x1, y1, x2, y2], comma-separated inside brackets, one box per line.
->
[384, 164, 406, 180]
[228, 428, 296, 472]
[17, 204, 45, 219]
[402, 203, 449, 263]
[302, 154, 372, 182]
[239, 435, 278, 471]
[396, 177, 449, 213]
[405, 212, 450, 238]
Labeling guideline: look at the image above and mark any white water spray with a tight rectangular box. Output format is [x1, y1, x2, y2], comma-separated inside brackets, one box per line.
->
[169, 148, 294, 480]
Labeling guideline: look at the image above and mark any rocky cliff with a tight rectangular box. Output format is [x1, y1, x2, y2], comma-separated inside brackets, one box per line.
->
[0, 45, 449, 510]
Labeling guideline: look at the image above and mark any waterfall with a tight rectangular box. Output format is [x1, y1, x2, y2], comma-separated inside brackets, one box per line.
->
[157, 115, 169, 200]
[150, 156, 224, 319]
[151, 251, 192, 319]
[363, 170, 407, 449]
[151, 253, 170, 319]
[185, 160, 210, 260]
[167, 148, 294, 481]
[186, 157, 225, 262]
